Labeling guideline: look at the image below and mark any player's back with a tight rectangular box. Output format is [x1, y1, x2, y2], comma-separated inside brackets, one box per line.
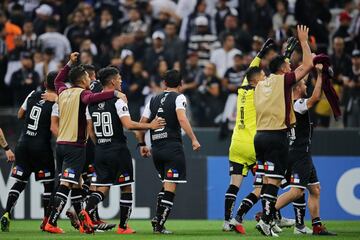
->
[19, 90, 55, 144]
[149, 91, 182, 145]
[231, 85, 256, 143]
[87, 97, 127, 146]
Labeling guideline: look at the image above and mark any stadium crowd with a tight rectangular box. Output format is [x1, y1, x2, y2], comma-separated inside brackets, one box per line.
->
[0, 0, 360, 128]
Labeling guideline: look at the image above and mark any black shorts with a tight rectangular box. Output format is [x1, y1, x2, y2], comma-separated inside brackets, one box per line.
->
[82, 140, 96, 179]
[285, 150, 319, 189]
[92, 143, 134, 187]
[252, 161, 265, 187]
[152, 141, 186, 183]
[229, 161, 256, 176]
[254, 131, 289, 179]
[11, 142, 55, 183]
[56, 144, 86, 185]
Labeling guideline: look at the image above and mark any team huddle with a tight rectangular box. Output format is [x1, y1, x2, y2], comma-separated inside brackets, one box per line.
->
[223, 25, 337, 237]
[0, 25, 338, 237]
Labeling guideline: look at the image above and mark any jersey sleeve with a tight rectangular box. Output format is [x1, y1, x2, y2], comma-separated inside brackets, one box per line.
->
[51, 103, 59, 117]
[175, 94, 187, 111]
[115, 99, 131, 118]
[284, 72, 296, 89]
[21, 90, 35, 110]
[85, 106, 91, 120]
[142, 102, 151, 119]
[293, 98, 309, 114]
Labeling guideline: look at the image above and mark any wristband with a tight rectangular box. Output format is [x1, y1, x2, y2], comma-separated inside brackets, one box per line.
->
[3, 145, 10, 151]
[136, 143, 146, 149]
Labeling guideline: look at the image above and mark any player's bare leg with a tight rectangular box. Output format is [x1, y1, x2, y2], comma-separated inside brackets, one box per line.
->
[307, 184, 336, 236]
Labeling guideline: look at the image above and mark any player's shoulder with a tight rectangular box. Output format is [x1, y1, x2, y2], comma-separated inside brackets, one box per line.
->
[90, 80, 103, 93]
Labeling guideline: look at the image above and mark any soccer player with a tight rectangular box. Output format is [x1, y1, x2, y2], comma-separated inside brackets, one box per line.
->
[43, 52, 126, 234]
[274, 63, 336, 235]
[136, 70, 201, 234]
[0, 128, 15, 162]
[254, 25, 313, 237]
[82, 67, 165, 234]
[1, 71, 58, 232]
[223, 39, 272, 232]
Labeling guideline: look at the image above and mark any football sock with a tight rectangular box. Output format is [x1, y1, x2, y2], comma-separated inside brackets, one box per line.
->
[42, 181, 54, 217]
[156, 191, 175, 230]
[119, 192, 133, 229]
[235, 192, 259, 223]
[293, 193, 306, 227]
[5, 181, 27, 213]
[85, 191, 104, 219]
[274, 209, 282, 221]
[224, 184, 239, 221]
[261, 184, 279, 224]
[48, 185, 70, 225]
[70, 188, 84, 216]
[156, 188, 165, 212]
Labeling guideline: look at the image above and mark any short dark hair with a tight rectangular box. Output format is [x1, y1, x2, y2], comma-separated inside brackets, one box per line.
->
[97, 67, 119, 86]
[222, 32, 234, 44]
[269, 55, 287, 74]
[245, 67, 262, 83]
[83, 64, 96, 73]
[45, 71, 58, 91]
[46, 19, 58, 30]
[69, 65, 87, 84]
[163, 69, 181, 88]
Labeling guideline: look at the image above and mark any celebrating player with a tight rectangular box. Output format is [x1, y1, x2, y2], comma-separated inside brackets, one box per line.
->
[43, 53, 126, 234]
[254, 25, 313, 237]
[81, 66, 165, 234]
[1, 72, 58, 232]
[137, 70, 201, 234]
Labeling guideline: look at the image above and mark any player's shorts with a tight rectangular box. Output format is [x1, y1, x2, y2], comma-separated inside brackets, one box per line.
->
[252, 161, 265, 187]
[254, 130, 289, 179]
[91, 143, 134, 187]
[152, 141, 186, 183]
[11, 142, 55, 183]
[82, 140, 96, 180]
[229, 140, 256, 176]
[285, 149, 319, 189]
[56, 144, 86, 185]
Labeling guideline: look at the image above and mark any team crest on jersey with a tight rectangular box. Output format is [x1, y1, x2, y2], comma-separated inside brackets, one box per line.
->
[63, 168, 75, 179]
[290, 173, 300, 184]
[37, 100, 45, 106]
[118, 173, 130, 183]
[12, 166, 24, 176]
[98, 102, 105, 110]
[264, 162, 274, 171]
[166, 169, 179, 178]
[88, 164, 95, 174]
[122, 106, 128, 111]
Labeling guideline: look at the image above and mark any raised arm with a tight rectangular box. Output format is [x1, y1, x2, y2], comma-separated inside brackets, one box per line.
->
[294, 25, 314, 82]
[307, 64, 323, 109]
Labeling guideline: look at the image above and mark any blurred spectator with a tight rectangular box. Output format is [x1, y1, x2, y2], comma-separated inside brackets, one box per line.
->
[128, 61, 147, 121]
[9, 3, 25, 29]
[0, 10, 22, 52]
[38, 20, 71, 62]
[344, 49, 360, 127]
[151, 7, 181, 32]
[0, 22, 8, 103]
[250, 35, 265, 57]
[176, 0, 197, 19]
[64, 9, 92, 51]
[150, 59, 168, 86]
[187, 16, 220, 68]
[349, 1, 360, 49]
[17, 0, 40, 19]
[164, 22, 185, 68]
[179, 0, 215, 41]
[144, 31, 175, 75]
[245, 0, 273, 39]
[183, 52, 201, 102]
[219, 14, 252, 53]
[210, 33, 241, 78]
[214, 0, 238, 34]
[194, 62, 222, 126]
[80, 50, 96, 68]
[79, 38, 98, 57]
[10, 52, 40, 106]
[333, 11, 354, 55]
[331, 37, 352, 85]
[34, 48, 58, 82]
[272, 0, 297, 43]
[222, 53, 247, 94]
[21, 20, 38, 53]
[122, 7, 148, 34]
[127, 30, 148, 61]
[120, 49, 135, 94]
[33, 4, 53, 35]
[100, 34, 124, 67]
[150, 0, 178, 20]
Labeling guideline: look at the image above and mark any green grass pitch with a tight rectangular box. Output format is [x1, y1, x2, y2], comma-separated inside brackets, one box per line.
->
[1, 220, 360, 239]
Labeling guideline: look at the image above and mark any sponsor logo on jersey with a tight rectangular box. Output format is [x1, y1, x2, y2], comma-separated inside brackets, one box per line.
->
[166, 169, 179, 178]
[63, 168, 75, 179]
